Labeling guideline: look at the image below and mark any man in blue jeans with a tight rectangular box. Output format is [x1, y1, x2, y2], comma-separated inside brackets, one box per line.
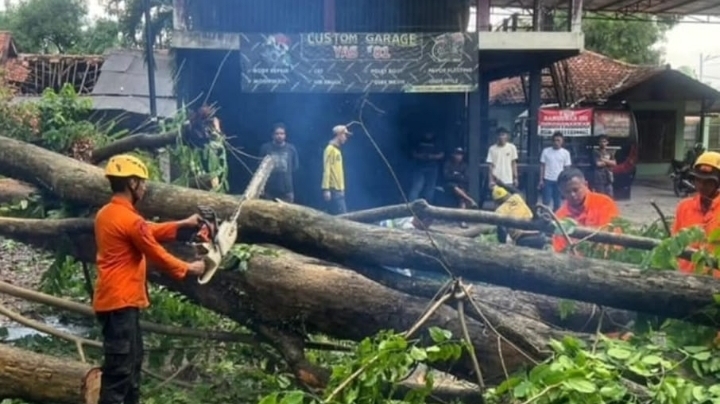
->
[539, 132, 572, 210]
[408, 132, 444, 203]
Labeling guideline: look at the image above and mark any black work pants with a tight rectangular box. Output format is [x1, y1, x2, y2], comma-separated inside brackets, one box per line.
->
[97, 307, 143, 404]
[515, 233, 547, 250]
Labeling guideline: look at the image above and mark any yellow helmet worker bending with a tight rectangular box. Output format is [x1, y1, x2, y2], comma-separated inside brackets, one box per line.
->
[492, 186, 546, 249]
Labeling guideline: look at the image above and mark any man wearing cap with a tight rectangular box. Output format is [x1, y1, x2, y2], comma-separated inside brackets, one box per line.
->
[492, 186, 546, 249]
[322, 125, 351, 214]
[672, 151, 720, 278]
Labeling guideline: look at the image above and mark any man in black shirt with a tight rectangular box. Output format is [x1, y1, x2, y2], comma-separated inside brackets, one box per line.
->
[260, 123, 299, 203]
[408, 132, 444, 203]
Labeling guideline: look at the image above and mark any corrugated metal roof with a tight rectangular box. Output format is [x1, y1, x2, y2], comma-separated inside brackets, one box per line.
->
[490, 0, 720, 15]
[92, 49, 175, 98]
[90, 49, 176, 117]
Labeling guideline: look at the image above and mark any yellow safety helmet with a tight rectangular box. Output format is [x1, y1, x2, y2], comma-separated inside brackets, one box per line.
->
[693, 151, 720, 180]
[104, 154, 149, 180]
[492, 185, 509, 201]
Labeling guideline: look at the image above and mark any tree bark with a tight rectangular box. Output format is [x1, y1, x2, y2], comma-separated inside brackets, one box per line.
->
[0, 178, 38, 204]
[154, 246, 554, 384]
[0, 135, 242, 220]
[0, 343, 100, 404]
[90, 132, 178, 164]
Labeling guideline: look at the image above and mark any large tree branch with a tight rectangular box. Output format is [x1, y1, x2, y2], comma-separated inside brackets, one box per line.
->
[341, 200, 693, 258]
[90, 131, 179, 164]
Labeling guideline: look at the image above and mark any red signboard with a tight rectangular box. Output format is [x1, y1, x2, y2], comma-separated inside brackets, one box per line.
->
[538, 108, 593, 137]
[593, 110, 631, 138]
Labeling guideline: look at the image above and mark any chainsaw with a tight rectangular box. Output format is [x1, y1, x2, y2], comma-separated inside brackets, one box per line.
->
[189, 200, 244, 284]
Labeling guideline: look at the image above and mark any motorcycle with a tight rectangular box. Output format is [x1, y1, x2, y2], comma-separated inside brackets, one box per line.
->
[669, 159, 695, 197]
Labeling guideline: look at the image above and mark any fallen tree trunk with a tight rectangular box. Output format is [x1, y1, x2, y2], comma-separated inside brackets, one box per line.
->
[0, 343, 100, 404]
[354, 265, 635, 334]
[151, 245, 561, 384]
[238, 200, 720, 326]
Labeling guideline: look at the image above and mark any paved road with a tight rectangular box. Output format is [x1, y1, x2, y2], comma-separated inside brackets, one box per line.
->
[618, 183, 680, 226]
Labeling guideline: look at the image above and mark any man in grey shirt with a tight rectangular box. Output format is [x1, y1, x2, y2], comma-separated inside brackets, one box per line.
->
[260, 123, 299, 203]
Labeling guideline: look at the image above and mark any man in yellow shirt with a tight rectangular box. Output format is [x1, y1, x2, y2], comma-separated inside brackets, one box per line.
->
[492, 186, 546, 249]
[322, 125, 350, 214]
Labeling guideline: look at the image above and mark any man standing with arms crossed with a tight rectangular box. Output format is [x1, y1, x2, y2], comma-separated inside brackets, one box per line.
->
[322, 125, 350, 214]
[539, 131, 572, 211]
[94, 154, 206, 404]
[486, 127, 519, 191]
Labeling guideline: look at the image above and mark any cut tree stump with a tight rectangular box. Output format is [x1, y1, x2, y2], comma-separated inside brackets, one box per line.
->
[0, 343, 100, 404]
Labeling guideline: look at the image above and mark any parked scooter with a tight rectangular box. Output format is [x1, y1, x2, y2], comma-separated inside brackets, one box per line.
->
[670, 159, 696, 197]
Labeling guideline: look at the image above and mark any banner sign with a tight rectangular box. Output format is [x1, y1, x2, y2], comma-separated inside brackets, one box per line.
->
[593, 110, 632, 138]
[538, 108, 593, 137]
[239, 32, 479, 93]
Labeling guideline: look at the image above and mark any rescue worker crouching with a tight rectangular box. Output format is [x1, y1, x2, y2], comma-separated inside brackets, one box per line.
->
[94, 154, 206, 404]
[492, 186, 547, 249]
[551, 167, 620, 253]
[672, 151, 720, 278]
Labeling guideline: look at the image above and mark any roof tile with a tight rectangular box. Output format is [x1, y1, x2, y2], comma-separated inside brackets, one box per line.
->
[489, 50, 660, 105]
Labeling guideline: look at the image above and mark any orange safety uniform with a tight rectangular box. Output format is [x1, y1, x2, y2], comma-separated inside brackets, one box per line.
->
[93, 196, 190, 313]
[672, 194, 720, 278]
[552, 191, 620, 253]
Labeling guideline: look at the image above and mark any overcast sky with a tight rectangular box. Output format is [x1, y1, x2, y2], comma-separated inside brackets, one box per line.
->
[664, 17, 720, 88]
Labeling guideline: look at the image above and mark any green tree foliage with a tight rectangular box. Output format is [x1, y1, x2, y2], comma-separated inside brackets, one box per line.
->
[0, 0, 120, 54]
[103, 0, 173, 47]
[581, 15, 677, 65]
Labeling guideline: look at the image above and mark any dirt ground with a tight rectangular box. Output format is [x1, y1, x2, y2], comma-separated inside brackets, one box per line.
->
[0, 238, 53, 326]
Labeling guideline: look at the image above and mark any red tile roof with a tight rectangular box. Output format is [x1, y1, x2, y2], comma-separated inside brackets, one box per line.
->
[489, 50, 661, 106]
[0, 32, 29, 86]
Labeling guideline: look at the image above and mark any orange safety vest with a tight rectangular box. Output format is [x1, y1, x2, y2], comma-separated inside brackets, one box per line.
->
[93, 196, 190, 312]
[552, 191, 620, 253]
[672, 194, 720, 278]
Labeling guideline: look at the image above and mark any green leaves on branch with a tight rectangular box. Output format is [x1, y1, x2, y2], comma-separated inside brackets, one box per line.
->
[260, 328, 465, 404]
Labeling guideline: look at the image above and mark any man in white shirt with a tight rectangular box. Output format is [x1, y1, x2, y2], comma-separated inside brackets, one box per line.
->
[539, 131, 572, 210]
[486, 128, 519, 190]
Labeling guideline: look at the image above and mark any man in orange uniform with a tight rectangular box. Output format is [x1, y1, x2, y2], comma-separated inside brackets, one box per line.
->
[672, 151, 720, 278]
[94, 154, 206, 404]
[552, 167, 620, 253]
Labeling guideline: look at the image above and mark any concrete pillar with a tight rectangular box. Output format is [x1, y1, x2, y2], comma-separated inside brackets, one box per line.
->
[477, 0, 491, 31]
[324, 0, 336, 31]
[571, 0, 584, 33]
[527, 69, 542, 205]
[172, 0, 187, 31]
